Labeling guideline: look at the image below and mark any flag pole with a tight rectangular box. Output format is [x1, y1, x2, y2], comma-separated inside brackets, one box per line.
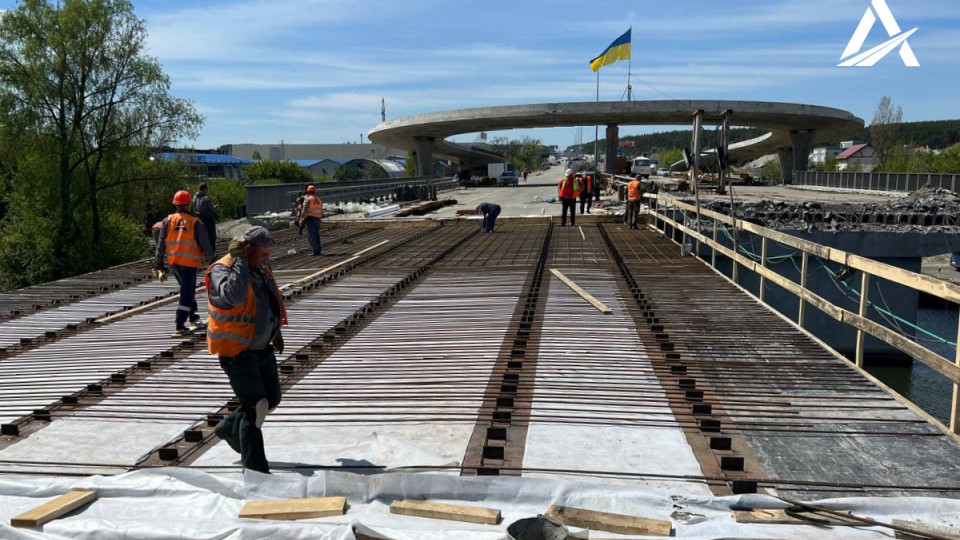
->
[594, 68, 599, 168]
[627, 26, 633, 100]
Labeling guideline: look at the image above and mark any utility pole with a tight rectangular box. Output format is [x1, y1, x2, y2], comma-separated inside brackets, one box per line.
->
[381, 97, 386, 123]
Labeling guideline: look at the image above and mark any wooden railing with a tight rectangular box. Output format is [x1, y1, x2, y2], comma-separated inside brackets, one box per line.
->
[644, 192, 960, 435]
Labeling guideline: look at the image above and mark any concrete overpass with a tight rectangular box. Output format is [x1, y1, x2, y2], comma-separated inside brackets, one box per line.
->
[367, 100, 864, 182]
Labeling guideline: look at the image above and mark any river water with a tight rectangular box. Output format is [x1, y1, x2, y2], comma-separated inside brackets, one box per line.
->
[865, 308, 957, 424]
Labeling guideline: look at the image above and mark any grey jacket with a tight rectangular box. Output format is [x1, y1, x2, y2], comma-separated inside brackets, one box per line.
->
[193, 191, 216, 220]
[207, 256, 283, 352]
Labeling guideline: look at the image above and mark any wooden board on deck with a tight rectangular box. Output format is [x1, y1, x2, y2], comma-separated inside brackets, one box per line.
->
[545, 504, 672, 536]
[549, 269, 612, 314]
[389, 499, 501, 525]
[733, 508, 856, 526]
[239, 496, 346, 521]
[11, 490, 97, 528]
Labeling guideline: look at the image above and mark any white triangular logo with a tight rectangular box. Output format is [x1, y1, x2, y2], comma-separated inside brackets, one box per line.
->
[839, 0, 919, 67]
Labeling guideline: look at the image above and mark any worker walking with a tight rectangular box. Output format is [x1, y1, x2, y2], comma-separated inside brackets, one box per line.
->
[625, 175, 644, 230]
[154, 190, 214, 334]
[558, 169, 581, 227]
[206, 226, 287, 474]
[298, 185, 324, 255]
[193, 182, 217, 254]
[579, 172, 595, 215]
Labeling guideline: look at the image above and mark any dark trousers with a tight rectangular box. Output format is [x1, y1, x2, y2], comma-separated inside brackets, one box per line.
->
[625, 200, 641, 229]
[560, 198, 577, 226]
[171, 264, 198, 329]
[482, 207, 501, 232]
[579, 194, 593, 214]
[200, 216, 217, 255]
[305, 217, 322, 255]
[217, 348, 281, 473]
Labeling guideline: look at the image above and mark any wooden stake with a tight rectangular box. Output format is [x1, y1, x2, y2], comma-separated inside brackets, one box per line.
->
[238, 496, 346, 521]
[550, 269, 612, 314]
[11, 490, 97, 528]
[389, 499, 501, 525]
[546, 505, 671, 536]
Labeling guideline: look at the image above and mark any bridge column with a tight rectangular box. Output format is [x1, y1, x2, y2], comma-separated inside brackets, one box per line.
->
[778, 148, 794, 184]
[604, 124, 619, 174]
[412, 136, 435, 177]
[790, 129, 816, 180]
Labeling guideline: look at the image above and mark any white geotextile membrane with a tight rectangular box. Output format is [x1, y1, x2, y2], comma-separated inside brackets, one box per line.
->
[1, 468, 959, 539]
[523, 269, 710, 497]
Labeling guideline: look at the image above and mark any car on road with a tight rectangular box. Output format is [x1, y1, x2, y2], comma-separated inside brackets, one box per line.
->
[657, 168, 671, 177]
[497, 170, 519, 186]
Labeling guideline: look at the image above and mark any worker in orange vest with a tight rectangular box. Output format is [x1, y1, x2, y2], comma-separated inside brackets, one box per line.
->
[297, 185, 324, 255]
[625, 176, 644, 230]
[579, 172, 595, 215]
[557, 169, 581, 227]
[154, 190, 214, 334]
[206, 226, 288, 474]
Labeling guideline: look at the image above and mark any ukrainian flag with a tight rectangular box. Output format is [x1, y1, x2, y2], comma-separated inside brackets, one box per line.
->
[589, 28, 631, 72]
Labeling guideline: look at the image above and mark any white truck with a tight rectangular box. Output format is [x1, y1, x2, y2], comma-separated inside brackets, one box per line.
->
[487, 163, 515, 178]
[631, 156, 653, 178]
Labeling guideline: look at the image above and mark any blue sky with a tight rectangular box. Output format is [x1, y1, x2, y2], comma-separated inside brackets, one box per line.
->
[4, 0, 958, 149]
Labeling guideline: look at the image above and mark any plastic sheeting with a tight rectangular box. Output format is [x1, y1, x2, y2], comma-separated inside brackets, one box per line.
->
[2, 468, 959, 539]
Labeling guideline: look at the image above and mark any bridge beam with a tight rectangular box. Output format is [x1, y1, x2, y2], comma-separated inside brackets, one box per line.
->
[778, 148, 795, 184]
[413, 136, 435, 176]
[604, 124, 619, 174]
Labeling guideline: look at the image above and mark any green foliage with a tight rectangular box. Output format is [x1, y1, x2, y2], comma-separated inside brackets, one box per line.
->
[817, 155, 838, 172]
[403, 155, 417, 177]
[0, 0, 202, 288]
[657, 148, 684, 169]
[245, 160, 317, 183]
[761, 159, 782, 182]
[490, 136, 547, 173]
[932, 143, 960, 174]
[570, 128, 766, 158]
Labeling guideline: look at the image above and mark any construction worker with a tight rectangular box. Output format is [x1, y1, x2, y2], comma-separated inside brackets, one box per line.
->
[557, 169, 581, 227]
[625, 175, 644, 230]
[298, 185, 324, 255]
[206, 226, 287, 474]
[579, 172, 595, 215]
[154, 190, 214, 334]
[193, 182, 217, 254]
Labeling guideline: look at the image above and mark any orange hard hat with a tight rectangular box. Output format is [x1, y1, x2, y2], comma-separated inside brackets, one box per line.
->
[172, 190, 192, 206]
[306, 185, 316, 193]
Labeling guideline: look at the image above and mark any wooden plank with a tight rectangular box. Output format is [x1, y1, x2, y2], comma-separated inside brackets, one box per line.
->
[549, 269, 612, 314]
[11, 490, 97, 528]
[389, 499, 501, 525]
[733, 509, 856, 526]
[545, 505, 672, 536]
[238, 496, 346, 521]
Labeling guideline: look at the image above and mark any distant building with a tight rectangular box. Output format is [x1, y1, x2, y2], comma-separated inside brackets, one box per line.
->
[291, 158, 349, 177]
[836, 143, 877, 171]
[809, 146, 842, 165]
[227, 143, 405, 161]
[156, 152, 252, 179]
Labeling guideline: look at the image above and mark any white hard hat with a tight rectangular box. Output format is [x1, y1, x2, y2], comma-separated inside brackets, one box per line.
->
[565, 169, 572, 175]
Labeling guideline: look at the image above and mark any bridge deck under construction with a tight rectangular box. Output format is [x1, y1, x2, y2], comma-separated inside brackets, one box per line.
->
[2, 219, 960, 537]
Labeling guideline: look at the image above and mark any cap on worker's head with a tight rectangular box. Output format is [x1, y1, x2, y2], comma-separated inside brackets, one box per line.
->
[198, 182, 209, 191]
[565, 169, 573, 176]
[172, 190, 192, 206]
[241, 226, 275, 247]
[306, 185, 316, 194]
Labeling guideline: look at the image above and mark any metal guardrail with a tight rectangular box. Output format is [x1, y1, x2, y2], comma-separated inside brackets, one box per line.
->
[644, 192, 960, 437]
[245, 176, 457, 215]
[795, 171, 960, 192]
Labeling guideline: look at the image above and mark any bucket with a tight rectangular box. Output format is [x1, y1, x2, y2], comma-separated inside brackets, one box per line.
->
[506, 515, 570, 540]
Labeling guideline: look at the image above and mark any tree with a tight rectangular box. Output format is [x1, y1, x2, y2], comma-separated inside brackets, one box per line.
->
[657, 149, 684, 171]
[819, 155, 838, 172]
[0, 0, 202, 284]
[244, 159, 316, 183]
[870, 96, 903, 168]
[761, 159, 782, 182]
[251, 150, 262, 160]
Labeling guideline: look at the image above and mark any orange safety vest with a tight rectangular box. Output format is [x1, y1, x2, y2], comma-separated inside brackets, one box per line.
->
[627, 180, 643, 201]
[558, 176, 581, 199]
[165, 212, 204, 268]
[584, 175, 593, 194]
[205, 254, 288, 357]
[304, 194, 324, 220]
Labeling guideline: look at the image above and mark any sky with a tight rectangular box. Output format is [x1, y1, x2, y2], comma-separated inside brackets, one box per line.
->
[3, 0, 957, 150]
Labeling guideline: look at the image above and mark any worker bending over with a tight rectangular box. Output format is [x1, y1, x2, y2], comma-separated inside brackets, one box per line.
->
[558, 169, 581, 227]
[298, 185, 324, 255]
[154, 190, 214, 334]
[207, 226, 287, 474]
[459, 202, 502, 232]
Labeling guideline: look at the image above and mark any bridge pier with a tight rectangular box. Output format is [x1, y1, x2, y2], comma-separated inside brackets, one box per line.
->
[791, 129, 816, 179]
[604, 124, 618, 174]
[778, 148, 794, 184]
[412, 136, 435, 176]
